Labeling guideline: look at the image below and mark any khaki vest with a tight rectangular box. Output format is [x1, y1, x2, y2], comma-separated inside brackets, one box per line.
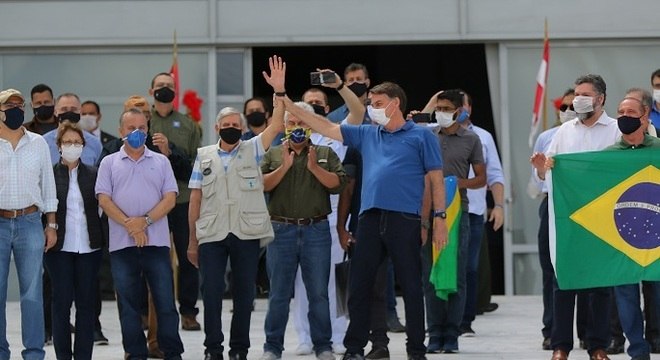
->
[195, 141, 274, 247]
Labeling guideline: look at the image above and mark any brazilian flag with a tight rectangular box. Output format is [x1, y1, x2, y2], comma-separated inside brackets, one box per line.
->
[549, 148, 660, 290]
[430, 176, 461, 300]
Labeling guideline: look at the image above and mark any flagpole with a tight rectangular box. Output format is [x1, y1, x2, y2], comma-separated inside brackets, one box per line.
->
[170, 30, 180, 111]
[542, 19, 548, 131]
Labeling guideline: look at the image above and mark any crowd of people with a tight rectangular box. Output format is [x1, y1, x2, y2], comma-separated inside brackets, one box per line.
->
[0, 54, 657, 360]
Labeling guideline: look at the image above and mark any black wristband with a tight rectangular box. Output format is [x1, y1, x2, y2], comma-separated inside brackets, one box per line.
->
[274, 91, 286, 97]
[336, 82, 345, 91]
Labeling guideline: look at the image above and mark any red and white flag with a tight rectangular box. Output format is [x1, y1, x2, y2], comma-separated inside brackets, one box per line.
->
[529, 21, 549, 147]
[170, 30, 180, 111]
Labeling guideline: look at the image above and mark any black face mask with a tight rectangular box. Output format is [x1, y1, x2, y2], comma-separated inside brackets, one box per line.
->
[57, 111, 80, 123]
[617, 116, 642, 135]
[1, 107, 25, 130]
[348, 82, 368, 97]
[154, 87, 175, 103]
[219, 127, 242, 145]
[311, 104, 326, 116]
[33, 105, 55, 121]
[246, 112, 267, 127]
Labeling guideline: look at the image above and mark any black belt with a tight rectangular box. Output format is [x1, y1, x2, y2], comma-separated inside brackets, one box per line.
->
[0, 205, 39, 219]
[271, 215, 327, 226]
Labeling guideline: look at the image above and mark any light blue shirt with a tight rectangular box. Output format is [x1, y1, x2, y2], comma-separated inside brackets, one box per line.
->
[529, 126, 559, 195]
[43, 128, 102, 166]
[466, 124, 505, 215]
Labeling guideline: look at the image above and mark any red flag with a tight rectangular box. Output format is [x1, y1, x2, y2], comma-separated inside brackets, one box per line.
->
[530, 20, 549, 147]
[170, 31, 180, 111]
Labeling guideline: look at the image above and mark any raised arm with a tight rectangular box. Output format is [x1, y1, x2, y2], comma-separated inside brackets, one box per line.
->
[281, 95, 343, 141]
[320, 69, 365, 125]
[260, 56, 286, 151]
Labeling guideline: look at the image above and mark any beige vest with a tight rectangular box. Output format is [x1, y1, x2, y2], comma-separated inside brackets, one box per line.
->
[195, 140, 274, 247]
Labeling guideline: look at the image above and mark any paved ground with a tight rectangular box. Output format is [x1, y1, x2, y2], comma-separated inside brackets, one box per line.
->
[3, 295, 650, 359]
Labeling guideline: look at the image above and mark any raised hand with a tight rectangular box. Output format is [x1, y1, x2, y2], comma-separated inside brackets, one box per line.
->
[281, 140, 295, 170]
[306, 145, 318, 171]
[262, 55, 286, 93]
[316, 68, 342, 89]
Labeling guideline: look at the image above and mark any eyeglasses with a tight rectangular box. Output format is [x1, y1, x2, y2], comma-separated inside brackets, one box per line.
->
[61, 141, 83, 147]
[2, 102, 25, 109]
[559, 104, 574, 112]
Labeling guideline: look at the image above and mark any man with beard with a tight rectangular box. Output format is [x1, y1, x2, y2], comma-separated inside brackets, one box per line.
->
[531, 74, 621, 360]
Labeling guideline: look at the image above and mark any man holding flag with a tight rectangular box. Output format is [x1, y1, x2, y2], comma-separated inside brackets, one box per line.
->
[604, 96, 660, 360]
[531, 74, 620, 360]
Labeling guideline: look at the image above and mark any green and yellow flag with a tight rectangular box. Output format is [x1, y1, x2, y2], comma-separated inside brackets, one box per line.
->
[549, 148, 660, 290]
[430, 175, 461, 300]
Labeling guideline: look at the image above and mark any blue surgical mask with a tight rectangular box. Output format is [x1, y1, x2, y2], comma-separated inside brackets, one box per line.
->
[123, 129, 147, 149]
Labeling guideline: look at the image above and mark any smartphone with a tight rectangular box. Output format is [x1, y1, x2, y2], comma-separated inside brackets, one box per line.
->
[310, 71, 337, 85]
[412, 113, 431, 123]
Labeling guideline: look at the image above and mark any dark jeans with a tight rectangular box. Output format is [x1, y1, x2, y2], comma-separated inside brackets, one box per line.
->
[537, 196, 554, 338]
[610, 282, 659, 343]
[551, 285, 611, 355]
[385, 260, 397, 317]
[199, 235, 260, 357]
[168, 202, 199, 316]
[462, 212, 484, 327]
[422, 212, 469, 340]
[111, 246, 184, 360]
[44, 250, 102, 360]
[614, 283, 660, 358]
[368, 260, 389, 349]
[344, 209, 426, 356]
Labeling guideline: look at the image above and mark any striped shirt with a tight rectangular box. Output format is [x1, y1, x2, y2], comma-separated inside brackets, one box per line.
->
[0, 129, 57, 212]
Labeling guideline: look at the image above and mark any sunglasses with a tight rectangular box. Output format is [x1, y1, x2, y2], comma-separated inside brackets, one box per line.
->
[559, 104, 574, 112]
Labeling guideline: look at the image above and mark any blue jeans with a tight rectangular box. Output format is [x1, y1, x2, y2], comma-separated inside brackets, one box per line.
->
[344, 210, 426, 357]
[44, 250, 102, 360]
[110, 246, 184, 360]
[615, 283, 660, 358]
[461, 212, 484, 327]
[264, 220, 332, 357]
[199, 235, 260, 358]
[0, 212, 46, 360]
[422, 212, 469, 341]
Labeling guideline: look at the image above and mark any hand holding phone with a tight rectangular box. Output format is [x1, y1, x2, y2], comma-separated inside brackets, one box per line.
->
[310, 71, 337, 85]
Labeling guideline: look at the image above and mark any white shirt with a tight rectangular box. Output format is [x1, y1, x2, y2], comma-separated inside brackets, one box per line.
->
[466, 124, 505, 216]
[0, 129, 57, 212]
[546, 111, 621, 156]
[534, 112, 620, 183]
[61, 166, 95, 254]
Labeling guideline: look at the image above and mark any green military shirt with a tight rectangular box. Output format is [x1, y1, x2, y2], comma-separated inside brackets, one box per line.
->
[150, 109, 202, 203]
[261, 143, 347, 219]
[607, 133, 660, 150]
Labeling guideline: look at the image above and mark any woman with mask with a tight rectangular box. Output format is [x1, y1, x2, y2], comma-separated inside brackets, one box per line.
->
[44, 122, 103, 360]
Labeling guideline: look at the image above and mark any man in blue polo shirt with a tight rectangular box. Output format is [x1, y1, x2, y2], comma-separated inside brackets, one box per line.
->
[273, 76, 447, 360]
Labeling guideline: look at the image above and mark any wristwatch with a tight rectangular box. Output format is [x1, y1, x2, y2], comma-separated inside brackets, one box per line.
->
[433, 210, 447, 219]
[46, 223, 58, 230]
[144, 215, 153, 227]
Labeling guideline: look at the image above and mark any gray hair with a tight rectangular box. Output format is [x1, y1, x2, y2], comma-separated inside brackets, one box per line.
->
[625, 88, 653, 110]
[215, 106, 247, 129]
[575, 74, 607, 105]
[284, 101, 314, 124]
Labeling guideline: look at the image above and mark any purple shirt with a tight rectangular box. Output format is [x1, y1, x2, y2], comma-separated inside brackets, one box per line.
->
[95, 146, 178, 252]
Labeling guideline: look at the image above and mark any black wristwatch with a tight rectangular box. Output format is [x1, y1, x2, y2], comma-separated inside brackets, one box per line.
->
[433, 209, 447, 219]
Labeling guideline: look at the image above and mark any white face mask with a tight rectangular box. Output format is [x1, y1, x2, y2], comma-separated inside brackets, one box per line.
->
[367, 101, 393, 126]
[79, 115, 97, 131]
[435, 111, 455, 128]
[60, 144, 83, 163]
[653, 89, 660, 104]
[559, 110, 577, 123]
[572, 95, 595, 114]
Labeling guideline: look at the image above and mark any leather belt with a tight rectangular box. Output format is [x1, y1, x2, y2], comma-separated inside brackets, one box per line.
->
[0, 205, 39, 219]
[271, 215, 327, 226]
